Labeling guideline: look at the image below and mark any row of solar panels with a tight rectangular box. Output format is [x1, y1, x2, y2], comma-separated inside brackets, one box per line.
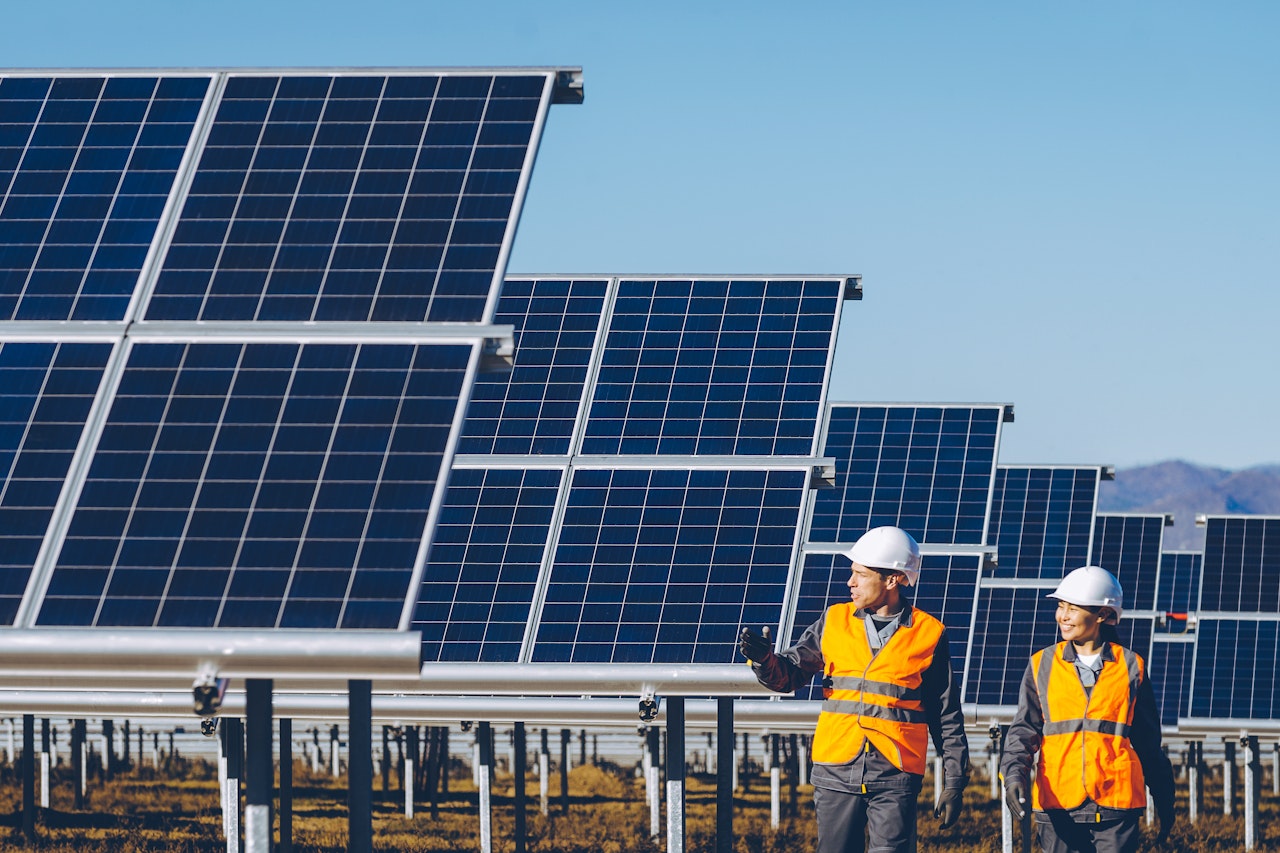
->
[1, 69, 1276, 729]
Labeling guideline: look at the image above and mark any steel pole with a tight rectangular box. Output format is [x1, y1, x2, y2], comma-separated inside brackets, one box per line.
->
[666, 697, 686, 853]
[716, 698, 733, 853]
[280, 718, 293, 853]
[513, 723, 527, 853]
[478, 721, 493, 853]
[244, 679, 273, 853]
[348, 680, 373, 853]
[22, 714, 35, 842]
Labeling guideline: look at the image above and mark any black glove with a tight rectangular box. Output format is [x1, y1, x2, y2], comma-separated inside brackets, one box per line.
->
[934, 786, 963, 829]
[1003, 776, 1028, 821]
[738, 625, 774, 663]
[1155, 795, 1175, 845]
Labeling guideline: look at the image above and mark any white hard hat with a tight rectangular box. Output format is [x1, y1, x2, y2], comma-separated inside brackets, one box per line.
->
[845, 526, 922, 587]
[1047, 565, 1124, 623]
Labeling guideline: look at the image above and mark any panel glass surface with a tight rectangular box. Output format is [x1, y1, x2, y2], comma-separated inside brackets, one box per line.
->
[458, 278, 606, 455]
[1189, 618, 1280, 719]
[145, 73, 549, 323]
[0, 75, 207, 320]
[1199, 517, 1280, 613]
[37, 340, 470, 629]
[1149, 637, 1195, 726]
[1156, 551, 1200, 631]
[988, 467, 1099, 579]
[580, 279, 840, 456]
[808, 405, 1000, 544]
[787, 551, 979, 699]
[531, 467, 805, 663]
[413, 466, 559, 662]
[0, 341, 111, 624]
[965, 586, 1061, 705]
[1090, 514, 1165, 612]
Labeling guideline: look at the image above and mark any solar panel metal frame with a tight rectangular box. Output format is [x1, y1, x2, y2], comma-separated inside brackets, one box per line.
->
[1090, 512, 1172, 617]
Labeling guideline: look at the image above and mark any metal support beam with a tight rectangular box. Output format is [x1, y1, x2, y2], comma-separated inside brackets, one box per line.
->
[716, 698, 733, 853]
[71, 719, 85, 810]
[404, 726, 417, 819]
[1243, 735, 1259, 850]
[40, 718, 50, 809]
[538, 728, 549, 816]
[348, 680, 373, 853]
[1224, 739, 1236, 817]
[513, 723, 527, 853]
[280, 718, 293, 853]
[559, 728, 570, 814]
[22, 713, 35, 843]
[666, 697, 686, 853]
[223, 717, 243, 853]
[769, 733, 780, 828]
[478, 721, 493, 853]
[646, 726, 661, 838]
[1188, 741, 1202, 823]
[245, 679, 273, 853]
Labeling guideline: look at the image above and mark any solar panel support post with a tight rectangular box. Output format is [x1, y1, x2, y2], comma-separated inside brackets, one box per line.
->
[280, 718, 293, 853]
[5, 718, 12, 764]
[71, 719, 85, 809]
[559, 728, 571, 813]
[539, 728, 549, 816]
[1273, 743, 1279, 796]
[1243, 734, 1259, 851]
[1224, 739, 1236, 817]
[666, 697, 686, 853]
[381, 726, 390, 796]
[223, 717, 243, 853]
[715, 698, 734, 853]
[348, 680, 373, 853]
[103, 719, 114, 781]
[403, 726, 416, 819]
[769, 733, 780, 828]
[513, 723, 527, 853]
[788, 733, 799, 816]
[1187, 741, 1201, 823]
[798, 734, 808, 787]
[244, 679, 273, 853]
[478, 721, 494, 853]
[40, 718, 49, 809]
[330, 724, 341, 778]
[22, 714, 35, 843]
[646, 727, 661, 838]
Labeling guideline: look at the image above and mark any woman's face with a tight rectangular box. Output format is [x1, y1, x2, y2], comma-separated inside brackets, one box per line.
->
[1055, 600, 1103, 644]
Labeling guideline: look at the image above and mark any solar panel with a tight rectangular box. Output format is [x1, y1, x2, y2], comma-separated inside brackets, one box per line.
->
[1149, 636, 1195, 726]
[0, 341, 112, 624]
[529, 466, 808, 664]
[807, 403, 1007, 545]
[0, 75, 207, 320]
[414, 465, 561, 662]
[457, 278, 608, 455]
[1090, 513, 1168, 613]
[1198, 516, 1280, 613]
[1156, 550, 1200, 630]
[965, 584, 1060, 706]
[787, 549, 983, 699]
[987, 466, 1104, 579]
[35, 340, 473, 629]
[579, 278, 842, 456]
[1188, 618, 1280, 720]
[144, 72, 558, 324]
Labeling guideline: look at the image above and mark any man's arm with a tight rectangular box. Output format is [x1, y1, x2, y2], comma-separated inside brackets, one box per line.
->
[750, 613, 826, 694]
[922, 629, 969, 787]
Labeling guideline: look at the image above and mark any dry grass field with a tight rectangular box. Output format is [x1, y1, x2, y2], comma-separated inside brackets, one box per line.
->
[0, 759, 1272, 851]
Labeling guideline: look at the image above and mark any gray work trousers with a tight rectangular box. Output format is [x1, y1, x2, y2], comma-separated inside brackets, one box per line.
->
[813, 785, 918, 853]
[1034, 811, 1141, 853]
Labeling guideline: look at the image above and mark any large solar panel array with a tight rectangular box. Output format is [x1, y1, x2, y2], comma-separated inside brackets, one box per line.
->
[0, 67, 578, 635]
[413, 276, 852, 664]
[1186, 516, 1280, 722]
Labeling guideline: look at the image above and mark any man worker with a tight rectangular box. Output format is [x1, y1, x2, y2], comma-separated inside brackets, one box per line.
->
[739, 526, 969, 853]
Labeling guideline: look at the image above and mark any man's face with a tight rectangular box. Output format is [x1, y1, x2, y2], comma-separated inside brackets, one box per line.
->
[846, 562, 898, 611]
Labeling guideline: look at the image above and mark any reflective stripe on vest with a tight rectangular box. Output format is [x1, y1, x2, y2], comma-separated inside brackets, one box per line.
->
[810, 603, 943, 775]
[1031, 641, 1147, 811]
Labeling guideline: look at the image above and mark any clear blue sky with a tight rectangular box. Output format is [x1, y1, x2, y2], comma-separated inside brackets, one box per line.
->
[4, 2, 1277, 470]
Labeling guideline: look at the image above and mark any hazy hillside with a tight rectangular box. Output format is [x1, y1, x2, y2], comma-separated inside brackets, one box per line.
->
[1097, 461, 1280, 550]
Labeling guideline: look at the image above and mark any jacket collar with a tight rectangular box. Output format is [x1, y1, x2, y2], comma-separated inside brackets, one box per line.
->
[854, 605, 915, 627]
[1060, 640, 1116, 663]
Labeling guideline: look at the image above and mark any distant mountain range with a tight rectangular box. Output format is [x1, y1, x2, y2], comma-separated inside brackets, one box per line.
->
[1096, 460, 1280, 550]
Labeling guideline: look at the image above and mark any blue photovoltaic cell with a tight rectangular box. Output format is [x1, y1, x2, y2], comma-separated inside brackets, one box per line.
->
[0, 75, 207, 320]
[1189, 619, 1280, 719]
[1199, 516, 1280, 613]
[808, 405, 1000, 545]
[0, 341, 111, 624]
[787, 551, 980, 699]
[1149, 638, 1195, 725]
[413, 466, 560, 662]
[1156, 551, 1201, 630]
[988, 467, 1099, 579]
[37, 340, 470, 630]
[458, 278, 607, 455]
[580, 279, 840, 456]
[145, 73, 549, 324]
[531, 467, 806, 663]
[1090, 514, 1165, 612]
[966, 587, 1061, 706]
[1114, 616, 1153, 663]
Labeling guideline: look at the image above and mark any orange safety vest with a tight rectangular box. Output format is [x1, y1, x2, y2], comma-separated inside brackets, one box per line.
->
[810, 603, 942, 775]
[1031, 641, 1147, 811]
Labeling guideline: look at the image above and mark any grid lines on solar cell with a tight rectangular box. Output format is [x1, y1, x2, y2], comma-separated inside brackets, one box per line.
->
[0, 75, 207, 320]
[1189, 618, 1280, 719]
[414, 466, 559, 662]
[809, 405, 999, 544]
[580, 279, 840, 456]
[1149, 638, 1195, 725]
[787, 551, 979, 699]
[37, 340, 470, 630]
[458, 278, 606, 455]
[965, 587, 1061, 705]
[146, 73, 548, 323]
[1090, 515, 1164, 612]
[1156, 551, 1200, 626]
[988, 467, 1098, 578]
[0, 341, 111, 624]
[1199, 517, 1280, 612]
[531, 467, 805, 663]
